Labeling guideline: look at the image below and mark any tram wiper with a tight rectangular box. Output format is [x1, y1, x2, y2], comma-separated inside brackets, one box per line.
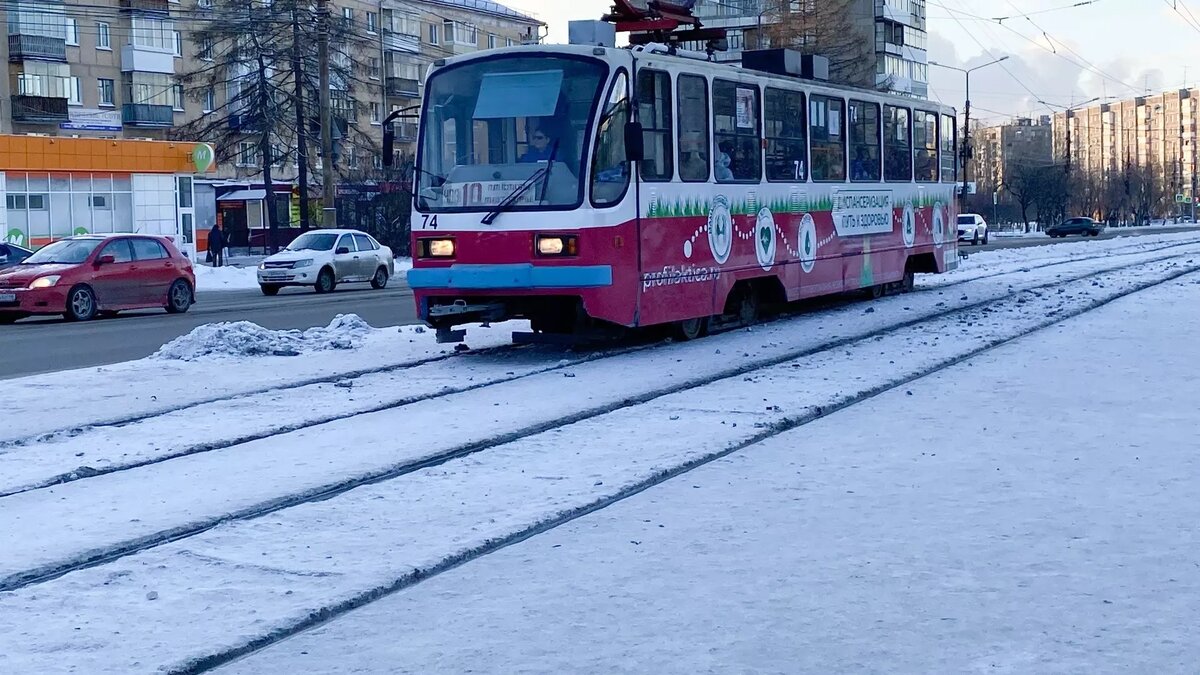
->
[481, 140, 559, 225]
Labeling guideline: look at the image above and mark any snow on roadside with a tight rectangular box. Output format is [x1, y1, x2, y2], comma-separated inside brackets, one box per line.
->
[220, 271, 1200, 675]
[154, 314, 377, 361]
[191, 263, 260, 291]
[1, 260, 1197, 674]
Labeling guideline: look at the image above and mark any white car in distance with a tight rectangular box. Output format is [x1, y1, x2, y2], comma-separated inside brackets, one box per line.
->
[258, 229, 395, 295]
[957, 213, 990, 245]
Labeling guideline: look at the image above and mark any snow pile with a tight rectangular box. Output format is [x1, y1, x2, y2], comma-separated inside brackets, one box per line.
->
[154, 314, 378, 361]
[192, 264, 260, 291]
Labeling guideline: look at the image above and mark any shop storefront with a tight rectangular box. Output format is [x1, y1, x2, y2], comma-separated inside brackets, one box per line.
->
[0, 136, 215, 260]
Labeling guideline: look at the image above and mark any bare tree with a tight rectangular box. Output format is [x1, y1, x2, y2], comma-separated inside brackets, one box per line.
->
[1001, 163, 1040, 230]
[761, 0, 876, 89]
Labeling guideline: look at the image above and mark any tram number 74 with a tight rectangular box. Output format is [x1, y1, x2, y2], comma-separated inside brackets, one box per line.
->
[420, 214, 439, 230]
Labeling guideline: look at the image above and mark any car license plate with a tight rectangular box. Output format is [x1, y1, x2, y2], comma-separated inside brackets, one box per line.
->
[0, 293, 15, 303]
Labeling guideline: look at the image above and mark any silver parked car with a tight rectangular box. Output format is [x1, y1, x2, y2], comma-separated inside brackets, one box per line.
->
[257, 229, 395, 295]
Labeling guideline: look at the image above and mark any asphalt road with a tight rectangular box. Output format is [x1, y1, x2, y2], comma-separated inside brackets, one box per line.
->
[0, 283, 417, 380]
[961, 225, 1200, 252]
[3, 225, 1198, 380]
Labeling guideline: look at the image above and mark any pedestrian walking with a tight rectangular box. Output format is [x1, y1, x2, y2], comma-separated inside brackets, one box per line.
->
[208, 223, 225, 268]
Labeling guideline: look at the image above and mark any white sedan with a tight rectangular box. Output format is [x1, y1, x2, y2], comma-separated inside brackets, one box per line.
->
[258, 229, 395, 295]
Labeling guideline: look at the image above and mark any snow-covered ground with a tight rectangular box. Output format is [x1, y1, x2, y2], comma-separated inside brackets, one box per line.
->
[0, 234, 1198, 673]
[223, 271, 1200, 674]
[192, 258, 413, 292]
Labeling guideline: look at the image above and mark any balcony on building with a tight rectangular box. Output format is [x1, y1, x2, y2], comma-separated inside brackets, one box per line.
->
[8, 33, 68, 63]
[10, 94, 70, 123]
[229, 112, 264, 131]
[395, 122, 419, 142]
[120, 0, 171, 15]
[122, 103, 174, 128]
[121, 44, 175, 74]
[383, 30, 420, 55]
[386, 77, 420, 99]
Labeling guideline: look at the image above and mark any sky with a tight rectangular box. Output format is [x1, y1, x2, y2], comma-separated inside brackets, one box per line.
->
[500, 0, 1200, 122]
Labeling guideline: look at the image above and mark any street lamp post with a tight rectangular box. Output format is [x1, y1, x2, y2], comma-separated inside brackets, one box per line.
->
[930, 56, 1010, 210]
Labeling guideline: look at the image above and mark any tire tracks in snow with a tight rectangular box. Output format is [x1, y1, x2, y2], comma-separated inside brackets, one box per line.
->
[1, 249, 1197, 597]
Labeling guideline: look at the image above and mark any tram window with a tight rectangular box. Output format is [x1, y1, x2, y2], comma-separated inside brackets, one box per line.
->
[765, 88, 807, 182]
[809, 95, 846, 182]
[884, 105, 912, 182]
[940, 114, 957, 182]
[913, 111, 938, 182]
[637, 70, 674, 182]
[677, 74, 709, 182]
[591, 70, 631, 207]
[713, 79, 761, 182]
[848, 100, 881, 182]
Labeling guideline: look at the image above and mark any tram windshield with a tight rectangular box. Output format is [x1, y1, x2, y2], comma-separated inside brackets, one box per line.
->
[416, 55, 608, 213]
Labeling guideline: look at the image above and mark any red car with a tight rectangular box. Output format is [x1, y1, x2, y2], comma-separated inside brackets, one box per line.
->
[0, 234, 195, 323]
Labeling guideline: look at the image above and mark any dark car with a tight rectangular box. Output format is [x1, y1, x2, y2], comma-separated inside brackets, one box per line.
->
[0, 242, 33, 270]
[1047, 217, 1104, 238]
[0, 234, 195, 324]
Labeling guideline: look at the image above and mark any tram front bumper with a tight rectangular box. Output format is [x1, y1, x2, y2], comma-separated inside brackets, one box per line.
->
[407, 263, 613, 290]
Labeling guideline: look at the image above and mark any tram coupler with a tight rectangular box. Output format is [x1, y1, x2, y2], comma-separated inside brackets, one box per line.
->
[436, 327, 467, 344]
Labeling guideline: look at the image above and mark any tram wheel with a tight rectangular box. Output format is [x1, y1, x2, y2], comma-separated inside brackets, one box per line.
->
[674, 316, 709, 341]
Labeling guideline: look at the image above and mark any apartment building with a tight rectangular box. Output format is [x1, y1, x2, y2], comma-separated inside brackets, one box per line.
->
[1053, 88, 1200, 201]
[971, 116, 1053, 196]
[688, 0, 929, 98]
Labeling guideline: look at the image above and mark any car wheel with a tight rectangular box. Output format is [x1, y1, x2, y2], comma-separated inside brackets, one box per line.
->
[971, 232, 979, 245]
[260, 284, 281, 296]
[166, 279, 192, 314]
[65, 285, 98, 322]
[370, 266, 389, 290]
[315, 268, 336, 294]
[982, 230, 989, 245]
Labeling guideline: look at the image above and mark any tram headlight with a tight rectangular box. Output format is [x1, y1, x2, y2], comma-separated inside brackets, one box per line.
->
[536, 234, 578, 257]
[419, 238, 456, 258]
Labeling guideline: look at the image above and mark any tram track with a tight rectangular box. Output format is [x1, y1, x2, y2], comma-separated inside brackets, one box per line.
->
[1, 248, 1197, 599]
[168, 259, 1200, 675]
[4, 233, 1198, 498]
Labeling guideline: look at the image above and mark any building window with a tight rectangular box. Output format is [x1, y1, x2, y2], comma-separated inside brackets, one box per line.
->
[203, 88, 215, 113]
[97, 22, 111, 50]
[368, 57, 381, 80]
[506, 37, 515, 47]
[809, 95, 846, 182]
[849, 100, 882, 182]
[636, 70, 674, 182]
[428, 23, 440, 45]
[488, 35, 497, 49]
[199, 38, 214, 61]
[66, 19, 79, 46]
[913, 110, 938, 182]
[342, 7, 353, 28]
[765, 87, 807, 182]
[172, 83, 185, 111]
[367, 11, 378, 33]
[68, 77, 83, 106]
[677, 74, 709, 182]
[884, 104, 912, 181]
[370, 102, 381, 124]
[173, 31, 183, 56]
[98, 78, 115, 106]
[443, 20, 455, 44]
[238, 141, 259, 167]
[131, 17, 173, 51]
[713, 79, 760, 182]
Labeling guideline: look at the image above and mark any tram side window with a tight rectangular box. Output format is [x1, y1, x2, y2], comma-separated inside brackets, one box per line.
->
[677, 74, 710, 182]
[913, 111, 938, 182]
[637, 70, 674, 182]
[809, 95, 846, 182]
[884, 105, 912, 182]
[765, 88, 807, 182]
[591, 71, 631, 207]
[849, 99, 881, 182]
[940, 114, 957, 182]
[713, 80, 761, 182]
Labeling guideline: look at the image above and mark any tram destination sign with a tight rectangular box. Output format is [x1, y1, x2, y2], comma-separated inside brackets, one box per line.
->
[831, 189, 894, 237]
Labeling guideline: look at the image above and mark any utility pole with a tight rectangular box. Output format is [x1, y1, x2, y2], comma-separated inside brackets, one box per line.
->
[317, 0, 337, 228]
[292, 4, 311, 231]
[930, 56, 1009, 212]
